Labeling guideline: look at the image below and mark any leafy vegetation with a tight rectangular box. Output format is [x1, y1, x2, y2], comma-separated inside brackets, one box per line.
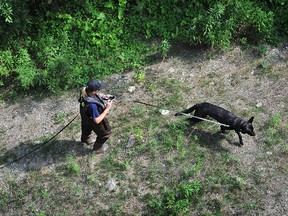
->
[0, 0, 287, 92]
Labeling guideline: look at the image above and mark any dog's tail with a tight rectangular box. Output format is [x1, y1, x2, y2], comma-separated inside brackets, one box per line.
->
[175, 104, 198, 116]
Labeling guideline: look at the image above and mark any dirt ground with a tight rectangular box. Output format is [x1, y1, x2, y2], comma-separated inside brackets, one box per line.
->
[0, 43, 287, 215]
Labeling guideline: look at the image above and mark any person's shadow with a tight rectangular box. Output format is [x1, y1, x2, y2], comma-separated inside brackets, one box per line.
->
[0, 140, 93, 171]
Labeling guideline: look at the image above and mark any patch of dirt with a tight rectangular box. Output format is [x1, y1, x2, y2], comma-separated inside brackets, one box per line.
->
[0, 43, 287, 215]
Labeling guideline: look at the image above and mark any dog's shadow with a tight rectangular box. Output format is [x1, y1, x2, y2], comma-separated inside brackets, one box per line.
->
[0, 140, 93, 171]
[184, 119, 240, 152]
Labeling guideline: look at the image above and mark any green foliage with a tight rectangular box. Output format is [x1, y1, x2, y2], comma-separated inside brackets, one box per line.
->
[160, 39, 171, 59]
[0, 49, 14, 86]
[127, 0, 282, 50]
[0, 1, 13, 23]
[15, 48, 37, 89]
[264, 112, 285, 147]
[147, 180, 203, 215]
[133, 71, 145, 83]
[54, 112, 68, 124]
[0, 0, 287, 92]
[66, 156, 80, 175]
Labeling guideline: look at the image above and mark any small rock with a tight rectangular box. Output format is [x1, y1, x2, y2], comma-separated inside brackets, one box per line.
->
[107, 178, 116, 191]
[160, 109, 170, 116]
[126, 135, 135, 148]
[128, 86, 136, 93]
[256, 102, 263, 108]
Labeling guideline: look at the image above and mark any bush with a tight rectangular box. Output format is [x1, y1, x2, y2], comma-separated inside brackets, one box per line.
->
[0, 0, 287, 92]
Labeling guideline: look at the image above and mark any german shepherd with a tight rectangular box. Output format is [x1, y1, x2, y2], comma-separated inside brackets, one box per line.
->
[175, 102, 255, 145]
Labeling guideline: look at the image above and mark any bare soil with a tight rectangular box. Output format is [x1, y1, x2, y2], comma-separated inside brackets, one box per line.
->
[0, 43, 287, 215]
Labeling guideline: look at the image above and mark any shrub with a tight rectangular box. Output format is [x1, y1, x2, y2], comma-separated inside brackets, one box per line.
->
[0, 0, 287, 93]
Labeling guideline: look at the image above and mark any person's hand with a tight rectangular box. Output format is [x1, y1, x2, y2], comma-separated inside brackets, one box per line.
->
[106, 100, 113, 110]
[102, 94, 113, 100]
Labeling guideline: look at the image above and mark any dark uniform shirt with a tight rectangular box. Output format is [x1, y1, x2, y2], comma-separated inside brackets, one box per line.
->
[86, 103, 100, 119]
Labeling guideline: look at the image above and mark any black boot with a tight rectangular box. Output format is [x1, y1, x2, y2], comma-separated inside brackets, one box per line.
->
[92, 143, 109, 154]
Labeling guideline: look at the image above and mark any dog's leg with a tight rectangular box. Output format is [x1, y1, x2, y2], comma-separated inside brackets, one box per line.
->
[220, 125, 233, 133]
[235, 130, 243, 145]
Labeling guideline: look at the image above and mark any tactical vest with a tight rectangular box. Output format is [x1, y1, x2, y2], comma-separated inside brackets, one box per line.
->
[79, 93, 106, 115]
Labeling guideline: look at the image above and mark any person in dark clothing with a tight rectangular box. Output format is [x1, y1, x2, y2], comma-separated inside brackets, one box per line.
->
[78, 80, 113, 153]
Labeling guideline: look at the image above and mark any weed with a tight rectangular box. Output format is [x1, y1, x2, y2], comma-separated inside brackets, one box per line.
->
[40, 189, 49, 199]
[147, 180, 203, 215]
[160, 39, 171, 59]
[133, 71, 145, 83]
[0, 190, 9, 209]
[54, 112, 68, 124]
[254, 45, 269, 57]
[201, 80, 211, 87]
[148, 83, 155, 92]
[258, 60, 269, 70]
[245, 199, 259, 211]
[36, 212, 46, 216]
[66, 156, 80, 175]
[133, 104, 144, 117]
[257, 61, 281, 80]
[135, 127, 143, 141]
[178, 148, 186, 159]
[239, 37, 248, 46]
[264, 112, 285, 147]
[124, 160, 130, 169]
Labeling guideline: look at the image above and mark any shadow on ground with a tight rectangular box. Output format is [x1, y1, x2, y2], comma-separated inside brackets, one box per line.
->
[0, 139, 93, 171]
[183, 120, 241, 152]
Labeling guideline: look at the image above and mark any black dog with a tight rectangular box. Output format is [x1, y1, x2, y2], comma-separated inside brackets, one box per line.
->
[175, 102, 255, 145]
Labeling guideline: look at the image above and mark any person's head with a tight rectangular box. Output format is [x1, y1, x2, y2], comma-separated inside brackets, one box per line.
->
[85, 80, 106, 95]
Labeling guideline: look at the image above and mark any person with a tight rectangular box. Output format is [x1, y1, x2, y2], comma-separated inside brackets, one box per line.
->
[78, 79, 113, 153]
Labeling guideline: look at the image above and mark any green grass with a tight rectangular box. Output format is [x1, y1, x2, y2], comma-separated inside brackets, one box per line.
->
[263, 112, 287, 153]
[54, 112, 69, 124]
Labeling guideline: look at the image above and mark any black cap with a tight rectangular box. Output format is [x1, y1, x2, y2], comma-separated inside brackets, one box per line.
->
[86, 80, 106, 92]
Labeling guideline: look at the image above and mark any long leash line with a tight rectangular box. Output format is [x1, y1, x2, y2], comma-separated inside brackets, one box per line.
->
[0, 99, 226, 169]
[0, 114, 79, 169]
[133, 100, 229, 127]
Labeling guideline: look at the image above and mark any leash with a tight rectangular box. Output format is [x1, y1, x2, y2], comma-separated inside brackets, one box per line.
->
[133, 100, 229, 127]
[0, 113, 79, 169]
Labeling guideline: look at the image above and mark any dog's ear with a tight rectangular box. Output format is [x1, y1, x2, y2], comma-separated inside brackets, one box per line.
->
[248, 117, 254, 123]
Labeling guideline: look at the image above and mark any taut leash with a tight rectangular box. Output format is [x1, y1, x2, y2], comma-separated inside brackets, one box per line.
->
[133, 100, 229, 127]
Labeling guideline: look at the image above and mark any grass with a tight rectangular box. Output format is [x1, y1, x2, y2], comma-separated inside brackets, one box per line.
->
[263, 112, 287, 153]
[1, 45, 287, 215]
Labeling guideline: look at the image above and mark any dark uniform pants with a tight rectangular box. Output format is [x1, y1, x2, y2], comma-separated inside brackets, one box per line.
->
[80, 106, 111, 149]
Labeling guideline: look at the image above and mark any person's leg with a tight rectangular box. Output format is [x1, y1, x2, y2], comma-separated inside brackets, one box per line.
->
[80, 108, 96, 145]
[81, 121, 96, 144]
[92, 118, 112, 152]
[93, 132, 111, 151]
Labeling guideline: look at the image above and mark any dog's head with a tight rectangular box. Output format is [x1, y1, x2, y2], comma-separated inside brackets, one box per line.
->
[241, 117, 255, 136]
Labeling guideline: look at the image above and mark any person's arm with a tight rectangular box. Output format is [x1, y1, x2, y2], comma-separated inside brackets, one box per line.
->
[93, 100, 112, 124]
